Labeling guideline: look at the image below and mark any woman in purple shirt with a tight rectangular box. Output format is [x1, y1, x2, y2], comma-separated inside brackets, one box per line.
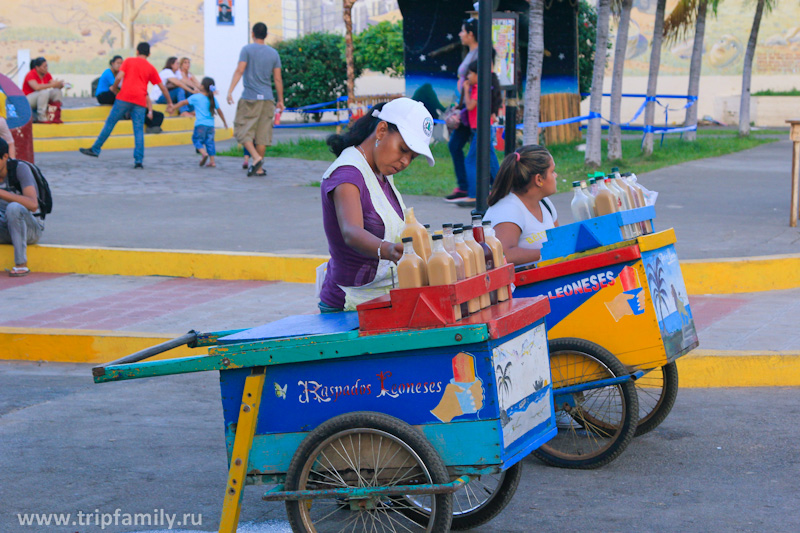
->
[319, 98, 435, 312]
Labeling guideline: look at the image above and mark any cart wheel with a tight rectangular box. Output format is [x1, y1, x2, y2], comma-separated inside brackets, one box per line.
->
[284, 411, 453, 533]
[533, 338, 639, 469]
[635, 362, 679, 437]
[400, 462, 523, 531]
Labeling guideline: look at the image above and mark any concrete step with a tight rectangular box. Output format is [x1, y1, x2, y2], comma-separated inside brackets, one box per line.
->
[34, 128, 233, 153]
[61, 104, 171, 122]
[34, 117, 196, 138]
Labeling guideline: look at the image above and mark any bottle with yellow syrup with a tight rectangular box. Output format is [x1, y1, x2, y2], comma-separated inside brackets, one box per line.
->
[401, 207, 431, 262]
[463, 225, 491, 309]
[397, 237, 428, 289]
[482, 221, 510, 302]
[443, 223, 468, 316]
[427, 235, 461, 320]
[453, 228, 480, 314]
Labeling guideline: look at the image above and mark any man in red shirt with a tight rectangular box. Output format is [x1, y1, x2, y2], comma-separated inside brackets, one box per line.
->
[23, 57, 65, 123]
[79, 42, 174, 168]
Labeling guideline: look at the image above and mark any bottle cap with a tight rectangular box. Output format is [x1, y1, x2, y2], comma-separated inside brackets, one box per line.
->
[432, 234, 443, 240]
[402, 237, 413, 243]
[463, 224, 473, 230]
[572, 181, 580, 187]
[588, 177, 596, 184]
[453, 223, 464, 228]
[622, 172, 632, 177]
[482, 220, 491, 225]
[453, 228, 463, 234]
[442, 222, 453, 228]
[423, 223, 431, 229]
[611, 167, 620, 173]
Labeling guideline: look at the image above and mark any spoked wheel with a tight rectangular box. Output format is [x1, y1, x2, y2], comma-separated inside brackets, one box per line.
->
[401, 462, 523, 531]
[533, 338, 639, 469]
[634, 362, 679, 437]
[284, 411, 453, 533]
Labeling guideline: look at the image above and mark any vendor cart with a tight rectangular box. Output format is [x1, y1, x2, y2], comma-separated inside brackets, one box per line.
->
[513, 206, 699, 469]
[94, 265, 580, 532]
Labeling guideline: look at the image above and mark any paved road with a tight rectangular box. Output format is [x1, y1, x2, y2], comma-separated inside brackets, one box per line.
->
[1, 361, 798, 533]
[35, 138, 800, 260]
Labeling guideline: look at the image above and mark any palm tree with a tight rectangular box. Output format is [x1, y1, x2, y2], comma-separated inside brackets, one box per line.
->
[585, 0, 612, 167]
[738, 0, 774, 136]
[496, 362, 513, 403]
[646, 257, 670, 320]
[523, 0, 545, 145]
[343, 0, 358, 119]
[607, 0, 634, 161]
[642, 0, 667, 156]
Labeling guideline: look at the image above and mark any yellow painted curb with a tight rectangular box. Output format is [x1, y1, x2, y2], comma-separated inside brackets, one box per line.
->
[0, 327, 205, 365]
[681, 253, 800, 294]
[0, 244, 326, 283]
[676, 349, 800, 387]
[34, 117, 195, 138]
[34, 128, 233, 152]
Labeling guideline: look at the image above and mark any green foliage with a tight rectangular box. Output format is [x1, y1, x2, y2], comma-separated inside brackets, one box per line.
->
[352, 21, 405, 76]
[577, 0, 601, 98]
[752, 88, 800, 96]
[275, 33, 358, 109]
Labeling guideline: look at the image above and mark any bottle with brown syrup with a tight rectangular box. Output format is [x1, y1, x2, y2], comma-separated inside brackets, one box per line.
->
[463, 225, 492, 309]
[454, 228, 480, 314]
[397, 236, 428, 289]
[426, 234, 461, 320]
[401, 207, 431, 262]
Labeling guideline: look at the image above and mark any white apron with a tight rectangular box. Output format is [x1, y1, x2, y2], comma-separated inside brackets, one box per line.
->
[319, 146, 407, 311]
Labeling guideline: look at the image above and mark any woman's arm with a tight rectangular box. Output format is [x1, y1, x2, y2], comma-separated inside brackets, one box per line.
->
[493, 222, 541, 265]
[332, 183, 404, 263]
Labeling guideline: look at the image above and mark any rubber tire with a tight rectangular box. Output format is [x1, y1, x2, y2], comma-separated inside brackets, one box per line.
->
[284, 411, 453, 533]
[533, 337, 639, 470]
[634, 362, 679, 437]
[449, 462, 523, 531]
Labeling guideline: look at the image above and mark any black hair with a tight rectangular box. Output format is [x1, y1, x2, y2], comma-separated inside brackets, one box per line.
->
[252, 22, 268, 40]
[463, 18, 478, 41]
[467, 60, 503, 115]
[0, 138, 8, 159]
[163, 57, 178, 70]
[109, 55, 123, 66]
[201, 77, 216, 117]
[326, 102, 399, 157]
[488, 145, 553, 206]
[137, 42, 151, 56]
[29, 57, 46, 71]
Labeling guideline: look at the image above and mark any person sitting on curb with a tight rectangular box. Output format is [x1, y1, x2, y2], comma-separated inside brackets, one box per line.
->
[151, 57, 196, 116]
[22, 57, 65, 123]
[96, 55, 165, 134]
[0, 138, 44, 277]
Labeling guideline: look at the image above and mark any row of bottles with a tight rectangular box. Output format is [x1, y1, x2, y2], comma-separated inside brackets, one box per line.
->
[398, 208, 511, 319]
[570, 167, 655, 238]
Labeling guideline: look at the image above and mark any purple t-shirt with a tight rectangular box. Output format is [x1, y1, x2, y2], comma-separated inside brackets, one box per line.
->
[320, 165, 403, 309]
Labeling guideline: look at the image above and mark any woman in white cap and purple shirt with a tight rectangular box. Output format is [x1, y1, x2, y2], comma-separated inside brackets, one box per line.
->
[318, 97, 435, 312]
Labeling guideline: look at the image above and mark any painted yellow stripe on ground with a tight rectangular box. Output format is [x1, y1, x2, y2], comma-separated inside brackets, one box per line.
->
[676, 350, 800, 387]
[0, 244, 326, 283]
[681, 253, 800, 294]
[34, 128, 233, 152]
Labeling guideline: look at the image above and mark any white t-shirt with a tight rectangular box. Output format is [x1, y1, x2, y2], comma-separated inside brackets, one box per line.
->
[484, 193, 558, 251]
[149, 68, 181, 101]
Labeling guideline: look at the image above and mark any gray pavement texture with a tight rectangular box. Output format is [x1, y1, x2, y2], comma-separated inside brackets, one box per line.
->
[32, 135, 800, 259]
[1, 361, 798, 533]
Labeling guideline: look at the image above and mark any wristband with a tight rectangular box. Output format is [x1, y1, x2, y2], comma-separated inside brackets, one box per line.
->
[377, 240, 386, 261]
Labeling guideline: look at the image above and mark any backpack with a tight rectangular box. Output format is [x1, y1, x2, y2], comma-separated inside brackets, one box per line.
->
[7, 159, 53, 219]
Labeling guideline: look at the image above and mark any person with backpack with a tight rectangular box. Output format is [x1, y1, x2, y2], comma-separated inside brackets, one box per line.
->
[0, 138, 48, 277]
[483, 145, 559, 266]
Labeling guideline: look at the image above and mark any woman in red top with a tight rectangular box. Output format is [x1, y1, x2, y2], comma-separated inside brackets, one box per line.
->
[23, 57, 64, 123]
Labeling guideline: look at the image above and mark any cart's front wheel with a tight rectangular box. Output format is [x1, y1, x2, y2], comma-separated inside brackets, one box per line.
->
[533, 338, 639, 469]
[284, 411, 453, 533]
[400, 462, 523, 531]
[635, 362, 679, 437]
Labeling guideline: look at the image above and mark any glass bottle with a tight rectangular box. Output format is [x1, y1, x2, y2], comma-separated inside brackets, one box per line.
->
[454, 228, 480, 314]
[427, 234, 461, 320]
[397, 237, 428, 288]
[472, 215, 497, 304]
[581, 179, 596, 213]
[401, 207, 431, 262]
[482, 221, 510, 302]
[594, 179, 619, 216]
[570, 181, 593, 222]
[463, 225, 491, 309]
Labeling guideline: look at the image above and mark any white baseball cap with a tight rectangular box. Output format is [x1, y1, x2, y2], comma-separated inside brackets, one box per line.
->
[372, 97, 435, 166]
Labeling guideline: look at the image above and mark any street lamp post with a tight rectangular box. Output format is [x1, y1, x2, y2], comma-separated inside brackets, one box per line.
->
[475, 0, 493, 215]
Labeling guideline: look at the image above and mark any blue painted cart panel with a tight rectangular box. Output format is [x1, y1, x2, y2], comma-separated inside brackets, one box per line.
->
[219, 312, 360, 344]
[220, 320, 555, 474]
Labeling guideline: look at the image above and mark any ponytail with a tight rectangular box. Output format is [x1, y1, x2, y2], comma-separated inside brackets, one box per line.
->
[326, 102, 398, 157]
[201, 77, 216, 117]
[30, 57, 46, 71]
[488, 145, 553, 206]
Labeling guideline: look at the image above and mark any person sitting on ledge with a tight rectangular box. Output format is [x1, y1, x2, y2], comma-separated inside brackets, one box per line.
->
[22, 57, 65, 123]
[96, 55, 165, 133]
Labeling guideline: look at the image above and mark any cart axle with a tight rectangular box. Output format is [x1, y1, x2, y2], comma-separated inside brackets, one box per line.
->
[262, 475, 471, 502]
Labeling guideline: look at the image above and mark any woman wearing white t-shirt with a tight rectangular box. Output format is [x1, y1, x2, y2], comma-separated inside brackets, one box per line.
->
[484, 145, 559, 265]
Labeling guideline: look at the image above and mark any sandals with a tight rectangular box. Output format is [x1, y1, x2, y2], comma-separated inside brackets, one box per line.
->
[7, 266, 30, 277]
[199, 155, 208, 167]
[247, 157, 264, 177]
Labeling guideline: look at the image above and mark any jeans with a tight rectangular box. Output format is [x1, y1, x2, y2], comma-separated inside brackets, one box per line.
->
[0, 202, 44, 265]
[465, 129, 500, 200]
[90, 99, 146, 163]
[157, 87, 190, 113]
[448, 123, 471, 192]
[192, 125, 216, 155]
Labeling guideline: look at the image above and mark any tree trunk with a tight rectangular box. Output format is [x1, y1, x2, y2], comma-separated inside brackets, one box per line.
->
[523, 0, 545, 145]
[739, 0, 765, 137]
[343, 0, 357, 119]
[122, 0, 133, 49]
[585, 0, 611, 167]
[683, 0, 707, 142]
[607, 0, 633, 161]
[642, 0, 667, 155]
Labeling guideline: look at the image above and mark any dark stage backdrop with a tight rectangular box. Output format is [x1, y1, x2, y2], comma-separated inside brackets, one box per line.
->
[399, 0, 578, 118]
